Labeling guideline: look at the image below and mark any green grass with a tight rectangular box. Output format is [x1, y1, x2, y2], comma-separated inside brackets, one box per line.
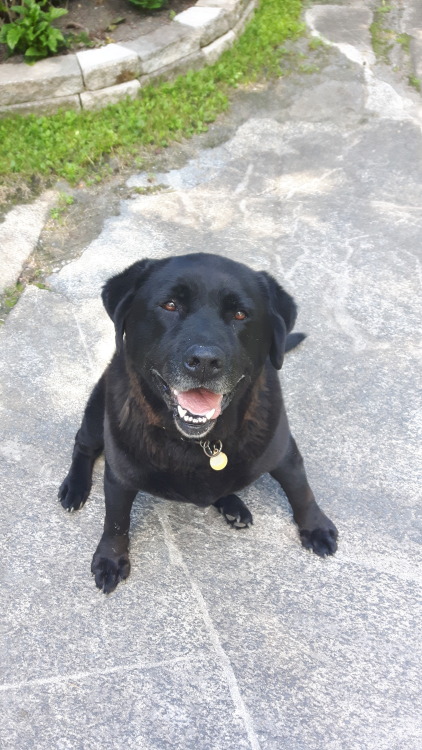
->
[2, 282, 25, 310]
[370, 20, 394, 63]
[0, 0, 303, 185]
[408, 74, 421, 92]
[396, 33, 411, 53]
[370, 1, 394, 64]
[49, 191, 74, 220]
[308, 36, 325, 51]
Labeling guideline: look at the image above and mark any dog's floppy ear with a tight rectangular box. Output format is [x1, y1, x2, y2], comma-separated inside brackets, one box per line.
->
[259, 272, 298, 370]
[102, 259, 153, 351]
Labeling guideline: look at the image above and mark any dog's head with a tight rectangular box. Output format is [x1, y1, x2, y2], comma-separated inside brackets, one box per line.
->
[102, 253, 297, 439]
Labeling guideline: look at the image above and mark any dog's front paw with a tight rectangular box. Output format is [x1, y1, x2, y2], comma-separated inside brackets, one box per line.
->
[58, 474, 91, 512]
[214, 494, 253, 529]
[91, 538, 130, 594]
[300, 525, 338, 557]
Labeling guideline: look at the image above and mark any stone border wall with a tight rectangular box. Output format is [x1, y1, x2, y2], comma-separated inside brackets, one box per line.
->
[0, 0, 257, 117]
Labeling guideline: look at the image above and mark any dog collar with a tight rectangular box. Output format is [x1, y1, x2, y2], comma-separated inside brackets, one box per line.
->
[200, 440, 228, 471]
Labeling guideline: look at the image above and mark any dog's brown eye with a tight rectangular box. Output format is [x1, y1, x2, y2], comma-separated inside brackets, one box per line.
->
[234, 310, 247, 321]
[162, 301, 177, 312]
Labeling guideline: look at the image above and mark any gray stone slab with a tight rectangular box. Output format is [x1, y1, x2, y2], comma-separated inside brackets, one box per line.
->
[164, 492, 421, 750]
[404, 0, 422, 78]
[123, 23, 200, 75]
[306, 4, 375, 65]
[0, 54, 83, 107]
[203, 29, 236, 65]
[76, 44, 140, 91]
[80, 79, 141, 110]
[0, 287, 113, 420]
[1, 7, 422, 748]
[140, 49, 205, 87]
[0, 94, 81, 118]
[0, 192, 56, 295]
[174, 6, 233, 47]
[232, 0, 257, 38]
[409, 36, 422, 79]
[0, 654, 253, 750]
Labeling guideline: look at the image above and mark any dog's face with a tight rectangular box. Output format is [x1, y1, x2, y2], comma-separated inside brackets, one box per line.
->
[102, 254, 297, 439]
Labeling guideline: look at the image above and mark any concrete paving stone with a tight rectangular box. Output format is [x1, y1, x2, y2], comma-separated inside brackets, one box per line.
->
[0, 54, 83, 107]
[0, 94, 81, 118]
[286, 78, 365, 121]
[1, 5, 422, 747]
[0, 654, 254, 750]
[0, 470, 216, 685]
[404, 0, 422, 33]
[0, 287, 113, 421]
[126, 143, 230, 191]
[164, 493, 421, 749]
[0, 192, 57, 295]
[409, 36, 422, 78]
[203, 29, 236, 65]
[307, 4, 375, 65]
[174, 6, 233, 47]
[123, 23, 201, 75]
[404, 0, 422, 78]
[76, 44, 140, 91]
[80, 79, 141, 110]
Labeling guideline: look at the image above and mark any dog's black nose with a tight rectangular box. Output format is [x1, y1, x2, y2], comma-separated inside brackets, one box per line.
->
[184, 345, 225, 379]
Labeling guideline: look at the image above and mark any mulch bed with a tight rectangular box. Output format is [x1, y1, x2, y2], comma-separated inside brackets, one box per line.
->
[0, 0, 193, 64]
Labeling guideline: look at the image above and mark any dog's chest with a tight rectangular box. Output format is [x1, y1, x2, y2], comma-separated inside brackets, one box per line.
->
[139, 450, 254, 506]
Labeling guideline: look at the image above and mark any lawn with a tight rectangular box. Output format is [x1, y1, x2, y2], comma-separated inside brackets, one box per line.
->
[0, 0, 303, 187]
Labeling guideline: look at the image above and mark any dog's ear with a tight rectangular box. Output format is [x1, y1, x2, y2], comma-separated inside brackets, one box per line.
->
[102, 259, 153, 351]
[259, 272, 297, 369]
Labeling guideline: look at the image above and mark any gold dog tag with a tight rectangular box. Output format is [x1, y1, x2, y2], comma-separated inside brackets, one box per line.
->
[200, 440, 228, 470]
[209, 452, 228, 471]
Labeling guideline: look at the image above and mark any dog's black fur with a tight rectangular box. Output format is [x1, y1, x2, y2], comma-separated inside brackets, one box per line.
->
[59, 253, 337, 593]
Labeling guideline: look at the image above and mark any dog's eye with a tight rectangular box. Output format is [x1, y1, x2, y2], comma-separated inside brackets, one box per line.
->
[234, 310, 247, 321]
[162, 301, 177, 312]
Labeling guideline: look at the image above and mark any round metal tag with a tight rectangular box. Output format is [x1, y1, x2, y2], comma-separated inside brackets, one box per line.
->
[209, 452, 228, 471]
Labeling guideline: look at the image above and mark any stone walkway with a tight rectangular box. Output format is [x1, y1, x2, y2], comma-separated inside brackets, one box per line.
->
[0, 2, 421, 749]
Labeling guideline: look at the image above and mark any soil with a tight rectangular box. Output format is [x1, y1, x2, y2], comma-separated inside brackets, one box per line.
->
[0, 0, 193, 64]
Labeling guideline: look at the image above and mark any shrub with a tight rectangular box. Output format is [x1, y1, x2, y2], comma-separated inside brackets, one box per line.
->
[0, 0, 68, 61]
[126, 0, 168, 10]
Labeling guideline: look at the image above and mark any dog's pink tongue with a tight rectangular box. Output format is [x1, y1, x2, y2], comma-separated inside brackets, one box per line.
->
[177, 388, 222, 418]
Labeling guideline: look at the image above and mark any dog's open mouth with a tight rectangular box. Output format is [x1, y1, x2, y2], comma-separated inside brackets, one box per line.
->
[173, 387, 222, 435]
[172, 386, 224, 438]
[175, 388, 222, 421]
[152, 371, 225, 438]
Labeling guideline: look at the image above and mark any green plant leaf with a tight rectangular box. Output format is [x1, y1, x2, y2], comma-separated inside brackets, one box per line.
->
[49, 7, 68, 20]
[6, 24, 23, 49]
[24, 45, 42, 57]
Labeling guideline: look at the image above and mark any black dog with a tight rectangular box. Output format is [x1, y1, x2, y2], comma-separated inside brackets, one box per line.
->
[59, 253, 337, 593]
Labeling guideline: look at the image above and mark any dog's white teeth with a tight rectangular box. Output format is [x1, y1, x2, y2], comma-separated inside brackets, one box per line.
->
[181, 414, 207, 424]
[177, 405, 187, 418]
[205, 408, 215, 419]
[173, 389, 179, 396]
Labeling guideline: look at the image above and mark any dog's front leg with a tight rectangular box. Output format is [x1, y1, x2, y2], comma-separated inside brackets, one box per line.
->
[271, 435, 338, 557]
[91, 461, 137, 593]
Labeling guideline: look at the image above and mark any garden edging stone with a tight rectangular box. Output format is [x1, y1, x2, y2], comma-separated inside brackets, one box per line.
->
[173, 7, 233, 47]
[0, 0, 258, 117]
[76, 43, 140, 91]
[122, 22, 201, 75]
[0, 54, 83, 107]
